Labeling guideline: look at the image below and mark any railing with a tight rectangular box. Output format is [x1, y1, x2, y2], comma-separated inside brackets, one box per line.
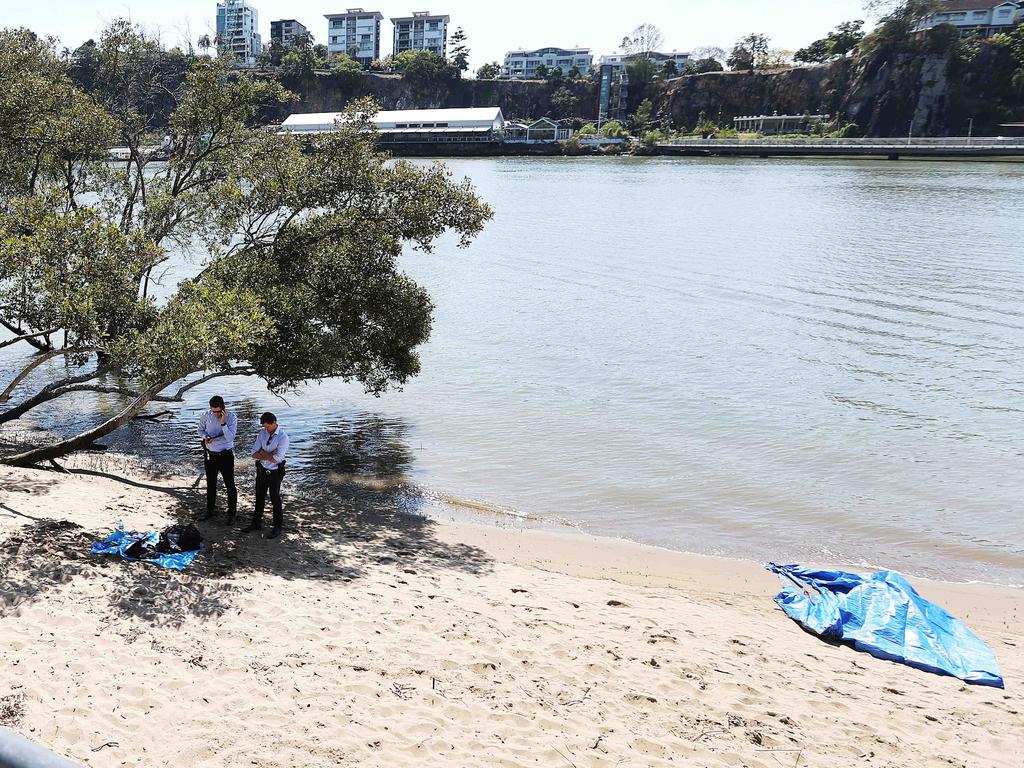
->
[662, 137, 1024, 149]
[0, 728, 83, 768]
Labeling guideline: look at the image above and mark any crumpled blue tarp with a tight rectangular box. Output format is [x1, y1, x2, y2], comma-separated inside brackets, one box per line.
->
[766, 563, 1003, 688]
[91, 527, 202, 571]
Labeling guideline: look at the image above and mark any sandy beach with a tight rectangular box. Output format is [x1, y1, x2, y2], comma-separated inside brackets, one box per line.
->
[0, 458, 1021, 768]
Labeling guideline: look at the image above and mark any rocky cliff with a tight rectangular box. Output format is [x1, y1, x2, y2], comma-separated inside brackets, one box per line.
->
[267, 72, 600, 124]
[649, 45, 1024, 137]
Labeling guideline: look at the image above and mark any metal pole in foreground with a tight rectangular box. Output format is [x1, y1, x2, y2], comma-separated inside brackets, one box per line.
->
[0, 728, 83, 768]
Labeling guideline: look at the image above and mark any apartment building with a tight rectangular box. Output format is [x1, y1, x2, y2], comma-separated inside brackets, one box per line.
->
[914, 0, 1023, 37]
[216, 0, 262, 64]
[598, 51, 692, 73]
[270, 19, 309, 48]
[502, 47, 593, 79]
[324, 8, 384, 66]
[391, 11, 450, 57]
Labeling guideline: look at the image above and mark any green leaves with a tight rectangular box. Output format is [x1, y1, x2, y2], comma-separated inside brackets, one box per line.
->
[1, 22, 491, 404]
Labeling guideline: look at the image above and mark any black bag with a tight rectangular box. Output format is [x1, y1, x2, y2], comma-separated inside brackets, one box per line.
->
[157, 524, 203, 554]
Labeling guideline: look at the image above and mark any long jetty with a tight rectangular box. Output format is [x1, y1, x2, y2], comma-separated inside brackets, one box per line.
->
[656, 137, 1024, 160]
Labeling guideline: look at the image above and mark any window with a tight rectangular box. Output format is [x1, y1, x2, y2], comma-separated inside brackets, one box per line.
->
[428, 22, 439, 30]
[436, 122, 448, 127]
[331, 19, 342, 28]
[330, 36, 339, 44]
[361, 34, 371, 41]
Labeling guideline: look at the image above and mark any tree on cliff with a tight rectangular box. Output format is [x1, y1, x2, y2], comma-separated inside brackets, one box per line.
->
[683, 57, 725, 75]
[393, 49, 458, 87]
[795, 20, 866, 63]
[861, 0, 942, 54]
[0, 23, 492, 467]
[728, 33, 770, 71]
[449, 27, 470, 73]
[476, 61, 500, 79]
[621, 23, 665, 58]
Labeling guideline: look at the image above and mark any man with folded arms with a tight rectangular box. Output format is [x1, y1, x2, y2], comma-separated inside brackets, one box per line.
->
[244, 411, 290, 540]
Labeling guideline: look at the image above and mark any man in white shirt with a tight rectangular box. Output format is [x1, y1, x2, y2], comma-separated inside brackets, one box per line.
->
[197, 395, 238, 524]
[243, 411, 290, 540]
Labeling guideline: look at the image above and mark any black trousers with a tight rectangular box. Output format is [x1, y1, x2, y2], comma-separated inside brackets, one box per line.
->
[205, 449, 237, 515]
[254, 463, 285, 528]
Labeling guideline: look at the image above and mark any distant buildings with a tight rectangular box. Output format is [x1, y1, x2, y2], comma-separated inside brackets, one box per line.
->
[914, 0, 1024, 37]
[391, 11, 450, 57]
[270, 19, 309, 48]
[324, 9, 385, 66]
[280, 107, 506, 143]
[216, 0, 263, 64]
[598, 51, 691, 74]
[733, 114, 830, 134]
[502, 47, 593, 79]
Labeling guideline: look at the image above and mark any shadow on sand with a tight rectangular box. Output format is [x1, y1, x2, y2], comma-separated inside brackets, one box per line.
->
[0, 418, 493, 629]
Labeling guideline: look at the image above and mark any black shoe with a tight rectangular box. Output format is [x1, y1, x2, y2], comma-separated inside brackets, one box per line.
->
[198, 510, 215, 522]
[266, 526, 282, 540]
[241, 521, 262, 533]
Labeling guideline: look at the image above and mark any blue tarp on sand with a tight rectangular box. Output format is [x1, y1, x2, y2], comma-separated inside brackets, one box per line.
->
[766, 563, 1003, 688]
[91, 527, 202, 571]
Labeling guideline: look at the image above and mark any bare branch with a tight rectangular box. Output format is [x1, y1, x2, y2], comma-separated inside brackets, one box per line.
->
[0, 317, 51, 351]
[0, 347, 100, 403]
[0, 328, 62, 351]
[166, 367, 256, 401]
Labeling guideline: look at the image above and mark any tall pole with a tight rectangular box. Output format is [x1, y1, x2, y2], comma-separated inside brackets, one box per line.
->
[968, 117, 974, 139]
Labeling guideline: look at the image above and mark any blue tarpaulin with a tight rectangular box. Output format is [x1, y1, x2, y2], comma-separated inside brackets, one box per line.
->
[766, 563, 1003, 688]
[91, 527, 202, 571]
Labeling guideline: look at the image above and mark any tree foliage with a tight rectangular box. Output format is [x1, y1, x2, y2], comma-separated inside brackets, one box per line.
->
[0, 23, 492, 465]
[393, 49, 458, 86]
[683, 57, 725, 75]
[449, 27, 470, 73]
[476, 61, 500, 79]
[795, 20, 866, 63]
[728, 33, 771, 71]
[621, 23, 665, 57]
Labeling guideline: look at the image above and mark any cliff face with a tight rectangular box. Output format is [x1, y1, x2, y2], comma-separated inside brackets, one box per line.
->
[650, 47, 1024, 137]
[268, 72, 599, 124]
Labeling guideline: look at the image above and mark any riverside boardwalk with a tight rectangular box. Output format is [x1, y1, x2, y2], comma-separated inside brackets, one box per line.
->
[658, 136, 1024, 160]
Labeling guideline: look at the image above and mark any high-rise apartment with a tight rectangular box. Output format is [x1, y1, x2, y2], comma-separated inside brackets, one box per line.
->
[324, 9, 384, 66]
[270, 19, 309, 48]
[216, 0, 262, 65]
[391, 11, 450, 58]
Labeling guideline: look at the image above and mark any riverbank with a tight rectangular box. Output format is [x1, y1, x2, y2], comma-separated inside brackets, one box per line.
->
[0, 460, 1020, 767]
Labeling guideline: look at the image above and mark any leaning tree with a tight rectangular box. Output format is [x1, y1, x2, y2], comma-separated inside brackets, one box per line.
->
[0, 22, 492, 466]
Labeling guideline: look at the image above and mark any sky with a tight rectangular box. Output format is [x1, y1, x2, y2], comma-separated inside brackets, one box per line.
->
[7, 0, 874, 71]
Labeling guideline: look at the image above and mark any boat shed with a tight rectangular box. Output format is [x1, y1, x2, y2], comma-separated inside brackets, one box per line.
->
[279, 107, 506, 143]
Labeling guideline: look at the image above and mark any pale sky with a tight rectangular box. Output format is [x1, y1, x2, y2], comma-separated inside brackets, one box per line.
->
[7, 0, 873, 71]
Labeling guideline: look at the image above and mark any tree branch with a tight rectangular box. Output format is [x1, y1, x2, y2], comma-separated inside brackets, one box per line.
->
[166, 367, 256, 401]
[0, 317, 51, 351]
[0, 366, 106, 424]
[0, 328, 62, 351]
[0, 347, 100, 403]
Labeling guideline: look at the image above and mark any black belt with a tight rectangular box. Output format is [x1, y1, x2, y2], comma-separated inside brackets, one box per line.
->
[206, 448, 234, 456]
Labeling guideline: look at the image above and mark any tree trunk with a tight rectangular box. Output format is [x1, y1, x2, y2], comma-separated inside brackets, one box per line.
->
[1, 382, 169, 467]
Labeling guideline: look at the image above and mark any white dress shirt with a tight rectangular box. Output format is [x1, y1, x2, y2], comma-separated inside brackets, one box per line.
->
[197, 410, 237, 453]
[252, 428, 289, 470]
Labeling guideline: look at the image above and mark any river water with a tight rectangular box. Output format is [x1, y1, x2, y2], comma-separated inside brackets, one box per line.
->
[3, 156, 1024, 585]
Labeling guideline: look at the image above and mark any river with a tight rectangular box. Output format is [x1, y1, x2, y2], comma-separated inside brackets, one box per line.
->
[3, 156, 1024, 585]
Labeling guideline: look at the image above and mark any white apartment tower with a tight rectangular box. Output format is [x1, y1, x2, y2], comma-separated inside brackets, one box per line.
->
[391, 11, 450, 58]
[325, 9, 385, 67]
[503, 47, 594, 79]
[216, 0, 262, 65]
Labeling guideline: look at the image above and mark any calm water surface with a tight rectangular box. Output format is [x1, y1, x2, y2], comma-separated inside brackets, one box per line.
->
[4, 157, 1024, 584]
